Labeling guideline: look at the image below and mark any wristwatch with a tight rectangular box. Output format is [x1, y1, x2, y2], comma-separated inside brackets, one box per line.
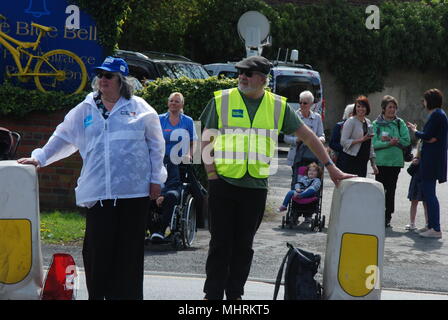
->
[324, 159, 334, 167]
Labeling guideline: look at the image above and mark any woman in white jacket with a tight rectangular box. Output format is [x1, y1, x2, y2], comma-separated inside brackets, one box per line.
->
[18, 57, 166, 300]
[339, 96, 378, 177]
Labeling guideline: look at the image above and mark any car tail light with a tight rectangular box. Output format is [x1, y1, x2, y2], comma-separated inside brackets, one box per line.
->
[41, 253, 77, 300]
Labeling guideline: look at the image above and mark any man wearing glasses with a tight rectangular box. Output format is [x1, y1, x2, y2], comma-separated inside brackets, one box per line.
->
[199, 55, 354, 300]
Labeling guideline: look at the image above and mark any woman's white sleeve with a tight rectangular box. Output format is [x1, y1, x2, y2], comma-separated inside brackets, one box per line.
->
[316, 116, 326, 142]
[340, 119, 354, 149]
[284, 133, 298, 146]
[31, 135, 78, 167]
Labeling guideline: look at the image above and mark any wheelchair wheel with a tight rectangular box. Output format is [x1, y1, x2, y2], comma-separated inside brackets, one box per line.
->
[281, 216, 285, 229]
[172, 232, 183, 250]
[181, 195, 196, 248]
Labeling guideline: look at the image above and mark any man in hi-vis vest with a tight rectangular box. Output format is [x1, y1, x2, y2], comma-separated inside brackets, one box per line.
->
[199, 56, 355, 300]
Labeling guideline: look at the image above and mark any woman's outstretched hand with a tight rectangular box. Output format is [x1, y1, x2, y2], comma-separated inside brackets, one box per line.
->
[17, 157, 40, 167]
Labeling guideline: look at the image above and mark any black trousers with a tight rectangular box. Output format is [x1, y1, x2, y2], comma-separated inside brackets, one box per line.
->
[375, 166, 401, 223]
[160, 190, 180, 233]
[338, 151, 369, 178]
[203, 178, 268, 300]
[82, 197, 149, 300]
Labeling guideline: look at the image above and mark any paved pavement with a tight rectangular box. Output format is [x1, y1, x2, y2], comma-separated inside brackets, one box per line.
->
[71, 270, 448, 300]
[41, 150, 448, 300]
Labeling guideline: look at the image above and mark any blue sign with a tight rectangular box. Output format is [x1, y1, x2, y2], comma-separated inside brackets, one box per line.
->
[0, 0, 104, 93]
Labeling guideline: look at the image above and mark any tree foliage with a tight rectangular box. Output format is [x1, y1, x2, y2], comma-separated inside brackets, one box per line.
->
[118, 0, 199, 54]
[63, 1, 448, 96]
[70, 0, 133, 55]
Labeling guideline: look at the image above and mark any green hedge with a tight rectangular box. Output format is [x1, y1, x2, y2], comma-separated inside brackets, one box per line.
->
[0, 77, 237, 119]
[0, 82, 87, 118]
[139, 76, 238, 119]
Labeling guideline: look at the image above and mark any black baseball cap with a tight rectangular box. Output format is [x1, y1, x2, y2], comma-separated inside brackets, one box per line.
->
[235, 56, 272, 75]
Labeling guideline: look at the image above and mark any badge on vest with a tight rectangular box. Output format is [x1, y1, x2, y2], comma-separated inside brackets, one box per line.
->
[232, 109, 244, 118]
[121, 110, 137, 116]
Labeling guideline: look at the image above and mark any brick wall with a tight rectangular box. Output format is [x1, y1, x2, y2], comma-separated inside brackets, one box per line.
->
[1, 109, 81, 211]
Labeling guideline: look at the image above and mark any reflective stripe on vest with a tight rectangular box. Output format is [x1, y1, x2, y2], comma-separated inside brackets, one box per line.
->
[214, 88, 286, 179]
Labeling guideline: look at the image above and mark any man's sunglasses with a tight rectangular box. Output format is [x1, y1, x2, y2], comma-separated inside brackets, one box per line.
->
[238, 69, 256, 77]
[97, 72, 115, 79]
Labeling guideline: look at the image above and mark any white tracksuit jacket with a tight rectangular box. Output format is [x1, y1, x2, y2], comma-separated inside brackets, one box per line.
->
[32, 92, 166, 207]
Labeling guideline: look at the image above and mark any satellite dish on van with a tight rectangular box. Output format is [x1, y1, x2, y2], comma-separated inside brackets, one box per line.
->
[237, 11, 271, 57]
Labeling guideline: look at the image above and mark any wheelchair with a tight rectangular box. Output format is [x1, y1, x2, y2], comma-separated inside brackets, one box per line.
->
[0, 127, 21, 160]
[146, 164, 205, 250]
[281, 158, 325, 232]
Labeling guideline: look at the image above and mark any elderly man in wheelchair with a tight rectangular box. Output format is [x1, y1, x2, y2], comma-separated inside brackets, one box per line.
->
[146, 159, 199, 250]
[149, 160, 181, 242]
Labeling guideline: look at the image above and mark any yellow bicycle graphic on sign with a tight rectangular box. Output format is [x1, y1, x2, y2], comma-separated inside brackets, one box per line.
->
[0, 14, 87, 94]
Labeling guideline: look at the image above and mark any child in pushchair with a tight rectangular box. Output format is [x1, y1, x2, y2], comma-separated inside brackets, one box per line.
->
[279, 161, 326, 231]
[278, 162, 322, 212]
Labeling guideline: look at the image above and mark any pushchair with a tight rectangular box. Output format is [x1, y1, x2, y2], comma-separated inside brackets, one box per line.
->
[0, 127, 21, 160]
[146, 163, 207, 250]
[281, 146, 325, 232]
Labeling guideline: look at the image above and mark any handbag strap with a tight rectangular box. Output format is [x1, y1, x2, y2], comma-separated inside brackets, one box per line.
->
[395, 118, 408, 150]
[273, 243, 294, 300]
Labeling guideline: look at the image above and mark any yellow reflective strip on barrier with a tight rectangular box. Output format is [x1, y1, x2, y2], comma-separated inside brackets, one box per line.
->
[0, 219, 32, 284]
[338, 233, 378, 297]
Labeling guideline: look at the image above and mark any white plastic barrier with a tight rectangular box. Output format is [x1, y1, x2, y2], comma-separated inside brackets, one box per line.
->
[0, 161, 43, 300]
[323, 177, 385, 300]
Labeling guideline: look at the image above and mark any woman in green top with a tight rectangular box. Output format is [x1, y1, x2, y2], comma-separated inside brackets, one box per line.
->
[372, 95, 411, 227]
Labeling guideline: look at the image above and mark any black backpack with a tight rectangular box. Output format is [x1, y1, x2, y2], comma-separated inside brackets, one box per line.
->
[273, 243, 322, 300]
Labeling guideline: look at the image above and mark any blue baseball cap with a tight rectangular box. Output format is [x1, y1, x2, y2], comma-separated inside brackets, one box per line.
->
[94, 56, 129, 76]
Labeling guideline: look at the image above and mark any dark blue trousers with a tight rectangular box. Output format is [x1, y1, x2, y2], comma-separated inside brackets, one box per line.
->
[421, 179, 441, 232]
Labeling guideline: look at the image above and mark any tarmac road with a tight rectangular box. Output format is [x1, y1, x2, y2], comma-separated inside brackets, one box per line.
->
[42, 152, 448, 295]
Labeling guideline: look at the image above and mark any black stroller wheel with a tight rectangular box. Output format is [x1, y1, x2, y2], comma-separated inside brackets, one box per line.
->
[319, 215, 326, 232]
[309, 216, 316, 231]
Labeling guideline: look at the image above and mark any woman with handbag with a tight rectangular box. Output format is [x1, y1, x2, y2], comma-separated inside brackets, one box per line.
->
[406, 141, 428, 232]
[407, 89, 448, 239]
[372, 95, 411, 228]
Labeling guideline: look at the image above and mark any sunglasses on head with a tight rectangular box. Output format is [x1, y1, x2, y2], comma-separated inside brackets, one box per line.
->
[238, 69, 256, 77]
[97, 71, 115, 79]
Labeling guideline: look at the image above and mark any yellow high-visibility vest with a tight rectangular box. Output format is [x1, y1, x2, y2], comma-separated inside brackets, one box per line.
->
[213, 88, 286, 179]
